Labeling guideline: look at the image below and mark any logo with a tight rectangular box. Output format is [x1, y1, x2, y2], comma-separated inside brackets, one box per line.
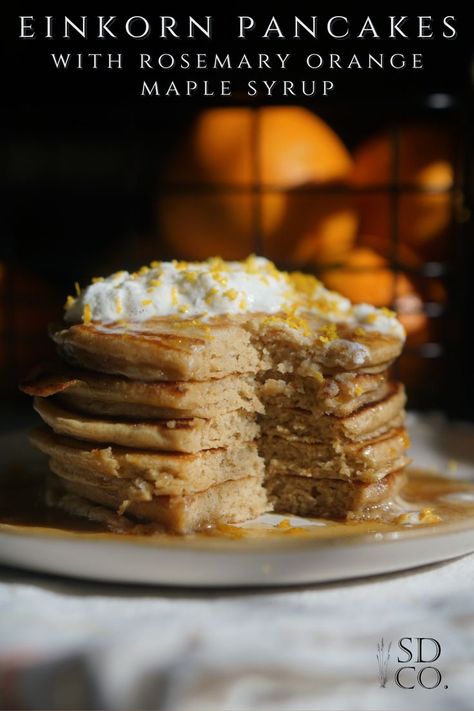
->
[377, 637, 448, 689]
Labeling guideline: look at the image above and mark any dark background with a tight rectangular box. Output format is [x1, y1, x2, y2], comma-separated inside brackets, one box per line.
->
[3, 5, 474, 426]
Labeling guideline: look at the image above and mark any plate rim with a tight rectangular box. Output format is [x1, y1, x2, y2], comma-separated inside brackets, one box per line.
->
[2, 511, 474, 554]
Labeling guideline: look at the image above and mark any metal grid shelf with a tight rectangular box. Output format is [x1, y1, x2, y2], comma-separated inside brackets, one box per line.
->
[4, 94, 473, 417]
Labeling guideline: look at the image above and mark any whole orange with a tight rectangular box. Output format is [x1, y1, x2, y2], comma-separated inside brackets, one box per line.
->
[160, 107, 356, 264]
[321, 247, 427, 338]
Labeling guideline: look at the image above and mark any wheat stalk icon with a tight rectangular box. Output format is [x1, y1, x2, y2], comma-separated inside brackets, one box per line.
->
[376, 638, 392, 687]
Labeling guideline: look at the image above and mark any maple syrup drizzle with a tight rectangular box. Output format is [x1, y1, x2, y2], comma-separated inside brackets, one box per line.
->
[1, 467, 474, 546]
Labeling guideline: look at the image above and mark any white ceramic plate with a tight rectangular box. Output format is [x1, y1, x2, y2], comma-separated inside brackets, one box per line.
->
[1, 414, 474, 587]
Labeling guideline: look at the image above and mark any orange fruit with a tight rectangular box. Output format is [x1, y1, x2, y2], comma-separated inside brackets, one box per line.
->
[320, 247, 427, 338]
[160, 107, 356, 264]
[351, 124, 455, 253]
[357, 234, 422, 268]
[322, 247, 413, 306]
[261, 192, 357, 264]
[159, 193, 255, 261]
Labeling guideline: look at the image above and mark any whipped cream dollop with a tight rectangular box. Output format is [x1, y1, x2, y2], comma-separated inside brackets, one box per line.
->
[64, 256, 405, 340]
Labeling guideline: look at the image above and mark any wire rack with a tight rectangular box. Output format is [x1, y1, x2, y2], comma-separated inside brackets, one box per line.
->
[4, 94, 473, 416]
[156, 97, 471, 411]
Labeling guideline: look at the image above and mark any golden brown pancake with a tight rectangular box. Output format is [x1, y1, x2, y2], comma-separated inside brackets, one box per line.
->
[50, 318, 262, 381]
[21, 362, 262, 419]
[262, 427, 410, 483]
[266, 470, 406, 520]
[259, 371, 391, 417]
[34, 397, 258, 453]
[31, 427, 264, 497]
[263, 384, 406, 443]
[48, 473, 268, 534]
[21, 362, 391, 420]
[50, 313, 403, 382]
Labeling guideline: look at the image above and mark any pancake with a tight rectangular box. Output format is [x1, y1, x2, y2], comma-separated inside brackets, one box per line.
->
[262, 427, 410, 483]
[48, 473, 268, 534]
[21, 363, 390, 421]
[253, 315, 403, 374]
[263, 384, 406, 443]
[34, 398, 258, 453]
[266, 470, 406, 519]
[50, 318, 263, 382]
[21, 363, 262, 419]
[31, 427, 264, 496]
[50, 313, 402, 382]
[259, 372, 391, 417]
[47, 457, 263, 516]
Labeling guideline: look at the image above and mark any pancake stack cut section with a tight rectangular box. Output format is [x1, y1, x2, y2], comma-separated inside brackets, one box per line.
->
[24, 359, 267, 534]
[21, 257, 411, 532]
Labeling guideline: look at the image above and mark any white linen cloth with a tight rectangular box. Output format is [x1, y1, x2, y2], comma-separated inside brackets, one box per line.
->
[1, 555, 474, 710]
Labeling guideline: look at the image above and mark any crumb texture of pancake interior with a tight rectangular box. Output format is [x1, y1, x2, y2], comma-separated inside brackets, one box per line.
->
[21, 257, 411, 533]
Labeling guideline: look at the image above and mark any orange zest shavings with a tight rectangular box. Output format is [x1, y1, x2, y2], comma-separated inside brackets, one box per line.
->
[82, 303, 92, 325]
[316, 323, 338, 344]
[420, 508, 442, 524]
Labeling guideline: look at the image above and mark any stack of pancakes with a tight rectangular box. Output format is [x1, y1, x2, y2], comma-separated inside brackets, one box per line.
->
[22, 309, 410, 532]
